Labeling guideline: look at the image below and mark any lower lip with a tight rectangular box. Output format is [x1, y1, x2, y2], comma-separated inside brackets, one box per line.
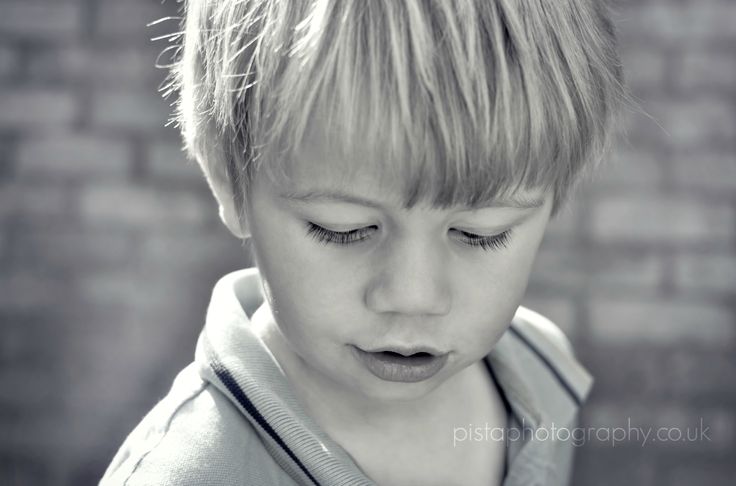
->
[351, 346, 449, 383]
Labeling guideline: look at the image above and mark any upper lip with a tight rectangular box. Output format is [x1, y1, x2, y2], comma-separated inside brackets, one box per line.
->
[358, 345, 445, 357]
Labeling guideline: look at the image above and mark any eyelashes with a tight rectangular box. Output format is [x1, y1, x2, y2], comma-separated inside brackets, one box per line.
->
[455, 228, 512, 251]
[306, 223, 376, 245]
[305, 222, 512, 252]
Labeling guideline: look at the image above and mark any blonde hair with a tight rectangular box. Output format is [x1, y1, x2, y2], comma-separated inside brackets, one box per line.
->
[164, 0, 628, 218]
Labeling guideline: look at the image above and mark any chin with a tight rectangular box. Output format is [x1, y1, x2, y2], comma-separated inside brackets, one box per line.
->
[348, 368, 453, 403]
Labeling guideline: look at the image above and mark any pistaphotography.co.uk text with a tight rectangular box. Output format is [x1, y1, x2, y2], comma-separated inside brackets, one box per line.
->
[453, 418, 712, 448]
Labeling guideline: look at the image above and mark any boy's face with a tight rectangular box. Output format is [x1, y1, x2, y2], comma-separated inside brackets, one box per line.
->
[244, 128, 554, 402]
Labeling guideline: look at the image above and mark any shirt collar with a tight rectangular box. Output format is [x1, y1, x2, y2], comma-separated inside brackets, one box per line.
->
[196, 268, 590, 485]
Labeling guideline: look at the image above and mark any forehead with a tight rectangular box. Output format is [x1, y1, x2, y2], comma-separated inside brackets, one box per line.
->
[266, 143, 547, 213]
[264, 94, 547, 209]
[280, 126, 406, 204]
[262, 119, 548, 212]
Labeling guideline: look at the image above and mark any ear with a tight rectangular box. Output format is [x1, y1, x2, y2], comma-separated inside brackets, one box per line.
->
[198, 156, 250, 239]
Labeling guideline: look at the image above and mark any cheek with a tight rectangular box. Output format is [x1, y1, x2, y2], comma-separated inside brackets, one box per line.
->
[454, 267, 520, 351]
[250, 200, 339, 295]
[250, 221, 361, 342]
[455, 230, 545, 350]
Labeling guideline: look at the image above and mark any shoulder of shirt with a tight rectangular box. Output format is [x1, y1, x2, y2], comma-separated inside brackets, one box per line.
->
[508, 305, 594, 407]
[100, 363, 291, 486]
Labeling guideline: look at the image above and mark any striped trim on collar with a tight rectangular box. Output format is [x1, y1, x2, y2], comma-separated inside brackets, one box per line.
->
[209, 354, 323, 486]
[197, 268, 592, 486]
[507, 326, 585, 407]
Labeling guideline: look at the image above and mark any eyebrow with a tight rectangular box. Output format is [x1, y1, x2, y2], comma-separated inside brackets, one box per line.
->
[279, 189, 546, 210]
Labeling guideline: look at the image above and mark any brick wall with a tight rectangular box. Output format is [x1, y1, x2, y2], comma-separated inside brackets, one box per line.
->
[523, 1, 736, 484]
[0, 0, 733, 485]
[0, 1, 247, 484]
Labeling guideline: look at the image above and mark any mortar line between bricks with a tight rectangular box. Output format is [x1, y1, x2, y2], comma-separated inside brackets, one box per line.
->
[81, 0, 99, 42]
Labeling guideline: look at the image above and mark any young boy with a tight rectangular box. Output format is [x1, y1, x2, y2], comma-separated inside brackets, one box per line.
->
[102, 0, 625, 484]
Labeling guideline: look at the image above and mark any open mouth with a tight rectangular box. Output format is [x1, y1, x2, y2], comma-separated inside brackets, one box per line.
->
[351, 346, 448, 383]
[374, 350, 436, 364]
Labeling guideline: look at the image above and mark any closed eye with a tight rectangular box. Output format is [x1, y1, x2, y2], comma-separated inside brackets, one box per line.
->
[306, 222, 377, 245]
[306, 222, 513, 252]
[451, 229, 513, 251]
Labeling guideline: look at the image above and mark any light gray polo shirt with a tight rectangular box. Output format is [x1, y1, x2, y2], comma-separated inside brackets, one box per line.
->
[101, 268, 593, 486]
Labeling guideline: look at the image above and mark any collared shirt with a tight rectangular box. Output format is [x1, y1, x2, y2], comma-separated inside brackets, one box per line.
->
[101, 268, 593, 486]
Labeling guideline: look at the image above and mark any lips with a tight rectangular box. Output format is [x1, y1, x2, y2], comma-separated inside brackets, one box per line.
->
[351, 345, 449, 383]
[364, 345, 443, 357]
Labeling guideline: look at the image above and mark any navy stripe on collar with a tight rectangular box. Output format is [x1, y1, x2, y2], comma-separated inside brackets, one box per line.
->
[507, 325, 584, 407]
[210, 358, 323, 486]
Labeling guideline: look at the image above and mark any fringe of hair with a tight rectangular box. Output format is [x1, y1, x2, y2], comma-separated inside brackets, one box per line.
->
[163, 0, 630, 217]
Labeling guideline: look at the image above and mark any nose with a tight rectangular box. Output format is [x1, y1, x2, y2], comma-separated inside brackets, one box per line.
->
[365, 235, 452, 317]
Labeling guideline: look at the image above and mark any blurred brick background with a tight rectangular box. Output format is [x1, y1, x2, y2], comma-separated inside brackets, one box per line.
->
[0, 0, 733, 485]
